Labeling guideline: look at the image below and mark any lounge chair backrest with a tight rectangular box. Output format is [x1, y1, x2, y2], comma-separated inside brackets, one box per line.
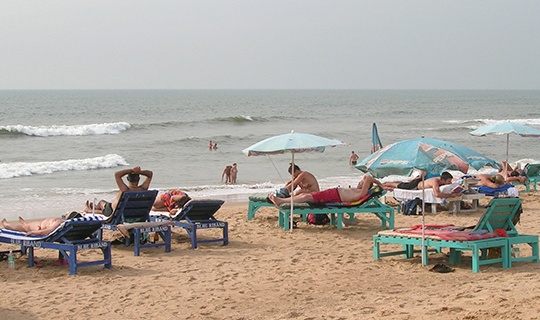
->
[176, 200, 225, 221]
[525, 163, 540, 178]
[108, 190, 158, 225]
[473, 198, 521, 235]
[55, 218, 106, 242]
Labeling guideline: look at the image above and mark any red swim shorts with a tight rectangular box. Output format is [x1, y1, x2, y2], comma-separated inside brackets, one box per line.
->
[311, 188, 342, 203]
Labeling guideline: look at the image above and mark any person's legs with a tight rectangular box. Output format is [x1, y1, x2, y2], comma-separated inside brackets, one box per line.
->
[268, 193, 314, 205]
[1, 218, 25, 232]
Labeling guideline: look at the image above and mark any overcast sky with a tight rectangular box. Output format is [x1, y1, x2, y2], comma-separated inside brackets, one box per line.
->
[1, 1, 539, 90]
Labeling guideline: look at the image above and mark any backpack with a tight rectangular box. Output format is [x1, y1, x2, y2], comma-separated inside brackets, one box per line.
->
[402, 198, 423, 215]
[307, 213, 330, 225]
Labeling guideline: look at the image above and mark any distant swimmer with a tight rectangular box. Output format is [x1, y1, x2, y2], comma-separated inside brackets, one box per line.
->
[349, 151, 359, 166]
[213, 143, 218, 150]
[209, 141, 213, 151]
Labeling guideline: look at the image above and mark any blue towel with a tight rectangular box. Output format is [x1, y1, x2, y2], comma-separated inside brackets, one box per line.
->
[474, 184, 513, 196]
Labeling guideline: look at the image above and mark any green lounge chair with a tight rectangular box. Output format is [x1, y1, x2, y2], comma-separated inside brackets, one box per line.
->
[512, 163, 540, 193]
[373, 198, 538, 272]
[277, 188, 394, 231]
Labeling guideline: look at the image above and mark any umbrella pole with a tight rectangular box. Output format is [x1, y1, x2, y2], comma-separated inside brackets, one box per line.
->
[421, 174, 426, 266]
[505, 134, 509, 178]
[290, 154, 295, 233]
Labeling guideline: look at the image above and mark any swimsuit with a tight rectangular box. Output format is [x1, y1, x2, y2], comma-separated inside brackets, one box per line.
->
[102, 202, 114, 217]
[311, 188, 342, 203]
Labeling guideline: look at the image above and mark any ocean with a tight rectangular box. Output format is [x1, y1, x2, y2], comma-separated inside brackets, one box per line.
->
[1, 89, 539, 221]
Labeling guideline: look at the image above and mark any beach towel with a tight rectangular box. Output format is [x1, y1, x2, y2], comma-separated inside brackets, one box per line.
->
[474, 184, 518, 197]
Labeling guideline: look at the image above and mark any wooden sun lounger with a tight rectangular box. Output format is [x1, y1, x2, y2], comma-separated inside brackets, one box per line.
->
[277, 194, 395, 231]
[373, 198, 539, 272]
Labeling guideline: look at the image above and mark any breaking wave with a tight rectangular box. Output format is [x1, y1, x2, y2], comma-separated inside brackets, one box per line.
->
[0, 122, 131, 137]
[0, 154, 128, 179]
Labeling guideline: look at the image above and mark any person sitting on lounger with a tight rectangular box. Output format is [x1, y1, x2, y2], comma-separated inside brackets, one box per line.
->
[285, 164, 320, 195]
[269, 174, 383, 205]
[416, 171, 462, 199]
[83, 166, 153, 216]
[2, 216, 64, 236]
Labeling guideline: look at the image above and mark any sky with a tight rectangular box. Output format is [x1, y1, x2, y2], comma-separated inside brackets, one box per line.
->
[1, 1, 539, 90]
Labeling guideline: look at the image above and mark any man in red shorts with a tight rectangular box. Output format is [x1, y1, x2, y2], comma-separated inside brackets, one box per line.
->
[268, 175, 383, 205]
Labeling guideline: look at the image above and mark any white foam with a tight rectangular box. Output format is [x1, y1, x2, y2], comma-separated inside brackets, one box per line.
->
[0, 122, 131, 137]
[0, 154, 128, 179]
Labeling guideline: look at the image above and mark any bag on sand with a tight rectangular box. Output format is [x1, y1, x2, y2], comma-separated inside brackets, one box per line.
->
[307, 213, 330, 225]
[402, 198, 422, 216]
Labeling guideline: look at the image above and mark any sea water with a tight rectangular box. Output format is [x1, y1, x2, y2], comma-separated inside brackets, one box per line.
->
[1, 89, 539, 221]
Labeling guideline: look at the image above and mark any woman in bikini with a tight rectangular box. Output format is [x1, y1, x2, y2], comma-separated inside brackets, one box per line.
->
[2, 216, 64, 236]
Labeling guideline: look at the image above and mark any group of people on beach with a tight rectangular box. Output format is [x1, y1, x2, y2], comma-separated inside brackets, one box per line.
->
[222, 163, 238, 184]
[2, 166, 192, 236]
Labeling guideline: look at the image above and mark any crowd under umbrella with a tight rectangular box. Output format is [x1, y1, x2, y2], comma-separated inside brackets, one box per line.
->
[242, 131, 346, 232]
[355, 137, 501, 266]
[470, 122, 540, 177]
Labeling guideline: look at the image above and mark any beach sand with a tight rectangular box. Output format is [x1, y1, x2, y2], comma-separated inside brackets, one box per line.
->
[1, 190, 540, 320]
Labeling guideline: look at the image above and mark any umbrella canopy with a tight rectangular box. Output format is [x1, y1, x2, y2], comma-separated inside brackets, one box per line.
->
[356, 138, 501, 178]
[470, 122, 540, 175]
[243, 131, 346, 231]
[242, 132, 345, 156]
[355, 137, 500, 266]
[371, 123, 383, 154]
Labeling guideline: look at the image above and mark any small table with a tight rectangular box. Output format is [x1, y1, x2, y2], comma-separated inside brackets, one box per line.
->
[447, 192, 486, 215]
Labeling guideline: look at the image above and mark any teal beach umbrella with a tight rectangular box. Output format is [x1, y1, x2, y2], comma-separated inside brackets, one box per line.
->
[243, 131, 346, 231]
[356, 138, 500, 266]
[470, 122, 540, 176]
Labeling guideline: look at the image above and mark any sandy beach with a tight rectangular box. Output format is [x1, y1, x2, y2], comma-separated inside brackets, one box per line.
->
[1, 188, 540, 320]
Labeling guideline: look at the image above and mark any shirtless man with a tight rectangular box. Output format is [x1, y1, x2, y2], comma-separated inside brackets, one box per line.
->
[269, 174, 382, 205]
[222, 165, 232, 184]
[349, 151, 359, 166]
[416, 171, 461, 199]
[84, 166, 153, 216]
[285, 164, 320, 195]
[2, 216, 64, 236]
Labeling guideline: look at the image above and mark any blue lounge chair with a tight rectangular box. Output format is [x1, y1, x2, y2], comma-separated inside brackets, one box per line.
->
[151, 200, 228, 249]
[373, 198, 538, 272]
[99, 190, 172, 256]
[0, 217, 112, 275]
[277, 187, 394, 231]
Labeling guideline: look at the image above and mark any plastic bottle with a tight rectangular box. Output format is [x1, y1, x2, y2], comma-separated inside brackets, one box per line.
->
[7, 250, 15, 269]
[511, 245, 520, 259]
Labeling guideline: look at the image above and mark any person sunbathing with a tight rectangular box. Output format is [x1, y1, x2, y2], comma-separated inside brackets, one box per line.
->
[285, 164, 320, 195]
[152, 190, 191, 215]
[83, 166, 153, 216]
[2, 216, 64, 236]
[269, 174, 382, 205]
[416, 171, 462, 199]
[474, 173, 507, 189]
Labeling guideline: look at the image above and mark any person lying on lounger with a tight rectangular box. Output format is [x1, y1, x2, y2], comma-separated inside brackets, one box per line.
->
[83, 166, 153, 216]
[416, 171, 462, 199]
[285, 164, 320, 195]
[152, 190, 191, 215]
[2, 216, 64, 236]
[269, 174, 383, 205]
[473, 173, 507, 189]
